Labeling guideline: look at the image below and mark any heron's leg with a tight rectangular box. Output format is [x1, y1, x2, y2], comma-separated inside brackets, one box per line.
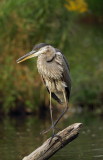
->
[49, 91, 55, 135]
[41, 91, 68, 135]
[49, 91, 68, 145]
[53, 90, 68, 128]
[41, 92, 56, 135]
[48, 92, 62, 145]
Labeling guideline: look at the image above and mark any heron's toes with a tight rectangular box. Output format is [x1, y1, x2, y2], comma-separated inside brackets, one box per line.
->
[40, 127, 52, 135]
[49, 134, 62, 145]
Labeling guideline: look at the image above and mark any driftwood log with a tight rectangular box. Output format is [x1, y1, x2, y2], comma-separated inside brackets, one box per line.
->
[23, 123, 82, 160]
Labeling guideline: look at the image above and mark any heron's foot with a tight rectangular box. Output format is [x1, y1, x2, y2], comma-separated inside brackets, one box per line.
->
[49, 133, 62, 145]
[40, 127, 51, 135]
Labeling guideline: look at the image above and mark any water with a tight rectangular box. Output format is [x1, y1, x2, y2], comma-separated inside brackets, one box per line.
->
[0, 114, 103, 160]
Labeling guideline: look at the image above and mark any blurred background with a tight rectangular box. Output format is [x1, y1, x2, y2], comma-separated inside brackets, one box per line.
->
[0, 0, 103, 116]
[0, 0, 103, 160]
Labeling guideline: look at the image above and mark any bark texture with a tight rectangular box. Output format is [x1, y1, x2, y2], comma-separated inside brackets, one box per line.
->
[23, 123, 83, 160]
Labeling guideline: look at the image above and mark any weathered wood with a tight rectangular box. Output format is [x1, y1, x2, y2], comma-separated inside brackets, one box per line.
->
[22, 123, 82, 160]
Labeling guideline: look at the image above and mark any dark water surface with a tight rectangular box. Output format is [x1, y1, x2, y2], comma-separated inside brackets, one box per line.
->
[0, 114, 103, 160]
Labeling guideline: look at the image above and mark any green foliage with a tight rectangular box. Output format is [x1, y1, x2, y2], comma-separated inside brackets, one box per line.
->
[69, 26, 103, 111]
[86, 0, 103, 16]
[0, 0, 103, 115]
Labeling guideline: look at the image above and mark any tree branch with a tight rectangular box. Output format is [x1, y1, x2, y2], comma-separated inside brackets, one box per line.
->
[22, 123, 83, 160]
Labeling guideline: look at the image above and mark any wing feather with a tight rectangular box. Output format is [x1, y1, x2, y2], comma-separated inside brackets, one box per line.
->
[55, 48, 71, 101]
[62, 54, 71, 100]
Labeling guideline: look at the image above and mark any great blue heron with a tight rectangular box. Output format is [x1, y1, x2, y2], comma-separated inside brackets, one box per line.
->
[17, 43, 71, 139]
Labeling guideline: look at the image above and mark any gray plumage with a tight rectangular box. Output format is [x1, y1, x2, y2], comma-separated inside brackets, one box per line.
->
[36, 44, 71, 104]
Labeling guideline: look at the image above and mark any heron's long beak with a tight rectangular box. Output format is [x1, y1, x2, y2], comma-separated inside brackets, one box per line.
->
[16, 50, 40, 63]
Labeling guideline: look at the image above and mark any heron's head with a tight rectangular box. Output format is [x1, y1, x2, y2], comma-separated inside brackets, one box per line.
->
[16, 43, 55, 63]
